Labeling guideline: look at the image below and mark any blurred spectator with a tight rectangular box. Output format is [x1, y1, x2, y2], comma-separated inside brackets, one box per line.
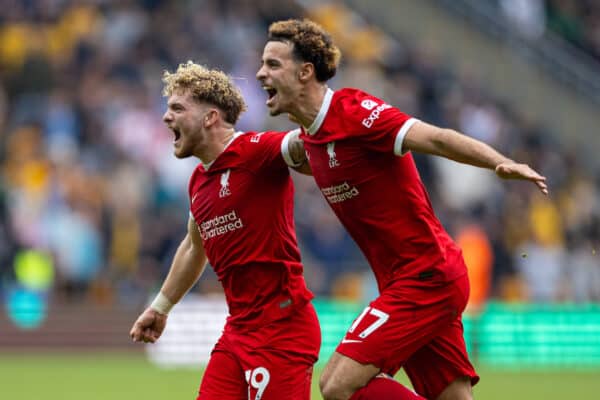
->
[500, 0, 546, 40]
[545, 0, 600, 60]
[455, 219, 493, 312]
[514, 196, 566, 302]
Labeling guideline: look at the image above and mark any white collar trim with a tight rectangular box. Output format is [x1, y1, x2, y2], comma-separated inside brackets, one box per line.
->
[306, 88, 334, 135]
[202, 131, 243, 170]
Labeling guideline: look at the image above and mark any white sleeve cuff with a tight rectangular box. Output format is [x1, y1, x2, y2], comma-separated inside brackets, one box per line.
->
[281, 129, 302, 167]
[394, 118, 419, 156]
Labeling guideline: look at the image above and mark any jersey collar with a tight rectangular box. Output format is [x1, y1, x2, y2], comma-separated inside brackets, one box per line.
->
[202, 131, 243, 170]
[306, 88, 334, 135]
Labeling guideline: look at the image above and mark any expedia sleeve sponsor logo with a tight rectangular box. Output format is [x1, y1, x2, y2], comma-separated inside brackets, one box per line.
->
[362, 103, 391, 128]
[321, 182, 360, 204]
[199, 210, 244, 240]
[361, 99, 378, 110]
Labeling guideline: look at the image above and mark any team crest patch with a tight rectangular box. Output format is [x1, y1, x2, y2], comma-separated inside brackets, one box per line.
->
[219, 169, 231, 198]
[327, 142, 340, 168]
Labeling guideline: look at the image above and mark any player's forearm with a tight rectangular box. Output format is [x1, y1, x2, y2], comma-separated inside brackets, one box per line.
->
[425, 128, 511, 170]
[159, 236, 207, 305]
[292, 161, 312, 175]
[286, 130, 313, 175]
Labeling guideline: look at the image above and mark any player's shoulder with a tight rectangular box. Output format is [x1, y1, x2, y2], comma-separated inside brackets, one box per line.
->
[224, 131, 289, 167]
[218, 131, 281, 159]
[230, 130, 286, 146]
[333, 87, 385, 112]
[331, 88, 389, 122]
[188, 161, 206, 193]
[191, 161, 206, 176]
[325, 88, 393, 133]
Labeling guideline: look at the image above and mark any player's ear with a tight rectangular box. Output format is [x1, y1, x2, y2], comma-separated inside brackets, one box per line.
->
[298, 62, 315, 83]
[203, 109, 219, 128]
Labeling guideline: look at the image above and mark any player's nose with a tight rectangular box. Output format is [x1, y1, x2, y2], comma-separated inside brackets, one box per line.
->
[256, 65, 266, 81]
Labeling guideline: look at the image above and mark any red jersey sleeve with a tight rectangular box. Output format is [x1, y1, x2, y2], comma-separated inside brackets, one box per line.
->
[243, 131, 295, 172]
[334, 88, 419, 155]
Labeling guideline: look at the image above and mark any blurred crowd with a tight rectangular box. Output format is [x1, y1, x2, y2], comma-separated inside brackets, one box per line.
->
[499, 0, 600, 60]
[546, 0, 600, 58]
[0, 0, 598, 313]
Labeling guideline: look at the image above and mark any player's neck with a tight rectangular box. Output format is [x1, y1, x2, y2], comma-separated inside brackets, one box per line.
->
[293, 84, 328, 129]
[196, 127, 236, 166]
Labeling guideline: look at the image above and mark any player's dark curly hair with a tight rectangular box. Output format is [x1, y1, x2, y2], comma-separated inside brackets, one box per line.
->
[268, 19, 341, 82]
[162, 61, 246, 124]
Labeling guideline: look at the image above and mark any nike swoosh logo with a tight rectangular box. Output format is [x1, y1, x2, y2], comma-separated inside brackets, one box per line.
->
[340, 339, 363, 344]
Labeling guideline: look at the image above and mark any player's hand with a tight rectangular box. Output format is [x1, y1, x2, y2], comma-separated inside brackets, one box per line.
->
[495, 162, 548, 195]
[130, 307, 168, 344]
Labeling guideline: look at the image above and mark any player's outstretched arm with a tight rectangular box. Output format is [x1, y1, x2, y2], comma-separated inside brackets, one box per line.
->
[403, 120, 548, 194]
[130, 217, 208, 343]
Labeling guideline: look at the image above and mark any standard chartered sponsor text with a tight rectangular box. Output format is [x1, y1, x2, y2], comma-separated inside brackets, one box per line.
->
[321, 182, 359, 203]
[200, 210, 244, 240]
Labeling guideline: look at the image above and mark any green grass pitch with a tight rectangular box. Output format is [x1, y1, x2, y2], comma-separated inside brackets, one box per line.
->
[1, 353, 599, 399]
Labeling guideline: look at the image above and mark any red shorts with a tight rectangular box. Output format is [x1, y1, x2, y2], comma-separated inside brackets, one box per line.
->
[336, 273, 479, 399]
[197, 302, 321, 400]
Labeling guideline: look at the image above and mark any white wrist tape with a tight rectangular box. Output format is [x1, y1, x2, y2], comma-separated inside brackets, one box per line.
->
[150, 292, 174, 315]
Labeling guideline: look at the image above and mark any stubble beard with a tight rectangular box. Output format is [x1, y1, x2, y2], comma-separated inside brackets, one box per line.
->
[269, 108, 282, 116]
[174, 146, 192, 159]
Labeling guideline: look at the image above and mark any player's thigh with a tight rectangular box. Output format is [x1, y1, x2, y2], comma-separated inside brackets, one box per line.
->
[197, 350, 246, 400]
[320, 351, 379, 396]
[240, 304, 320, 400]
[436, 376, 473, 400]
[335, 287, 461, 374]
[243, 351, 314, 400]
[403, 317, 479, 400]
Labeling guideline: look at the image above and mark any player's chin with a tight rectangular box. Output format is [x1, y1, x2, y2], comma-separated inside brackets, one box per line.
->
[173, 147, 190, 159]
[268, 106, 283, 117]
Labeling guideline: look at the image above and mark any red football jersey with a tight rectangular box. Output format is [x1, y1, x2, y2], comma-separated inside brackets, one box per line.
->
[300, 88, 467, 291]
[188, 131, 313, 329]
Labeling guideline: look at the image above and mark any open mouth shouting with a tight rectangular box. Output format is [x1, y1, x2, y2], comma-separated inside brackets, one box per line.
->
[172, 127, 182, 145]
[262, 85, 278, 107]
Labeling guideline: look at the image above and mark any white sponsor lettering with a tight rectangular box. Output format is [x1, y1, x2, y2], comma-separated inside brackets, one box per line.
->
[321, 182, 360, 203]
[362, 103, 391, 128]
[199, 210, 244, 240]
[361, 99, 378, 110]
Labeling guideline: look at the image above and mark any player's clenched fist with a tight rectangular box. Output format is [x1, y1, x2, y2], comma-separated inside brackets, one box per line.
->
[130, 308, 168, 343]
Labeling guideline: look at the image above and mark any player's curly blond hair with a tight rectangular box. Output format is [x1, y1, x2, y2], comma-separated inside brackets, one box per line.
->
[268, 19, 341, 82]
[162, 61, 247, 124]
